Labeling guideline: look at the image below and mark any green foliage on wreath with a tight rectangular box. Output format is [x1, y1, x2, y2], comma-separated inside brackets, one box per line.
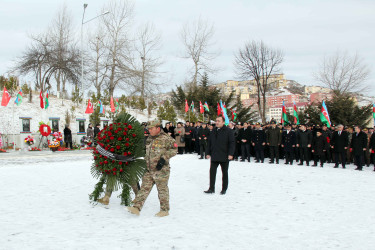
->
[89, 112, 146, 206]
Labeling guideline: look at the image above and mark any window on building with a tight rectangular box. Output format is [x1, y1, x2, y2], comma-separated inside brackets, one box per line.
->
[102, 121, 109, 127]
[22, 119, 31, 132]
[79, 121, 85, 133]
[51, 119, 59, 132]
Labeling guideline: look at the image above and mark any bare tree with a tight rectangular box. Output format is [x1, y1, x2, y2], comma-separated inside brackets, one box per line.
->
[314, 51, 370, 96]
[234, 40, 284, 123]
[87, 24, 108, 96]
[128, 22, 163, 98]
[180, 17, 218, 89]
[101, 0, 134, 97]
[50, 4, 76, 97]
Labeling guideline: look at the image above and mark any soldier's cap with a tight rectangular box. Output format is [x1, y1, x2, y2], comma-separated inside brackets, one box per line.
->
[363, 128, 368, 132]
[148, 119, 161, 128]
[285, 124, 291, 127]
[255, 122, 261, 125]
[270, 120, 276, 124]
[316, 129, 323, 133]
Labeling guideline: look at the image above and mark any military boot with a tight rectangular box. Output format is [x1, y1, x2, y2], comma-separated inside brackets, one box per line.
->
[127, 206, 140, 216]
[97, 193, 111, 205]
[155, 211, 169, 217]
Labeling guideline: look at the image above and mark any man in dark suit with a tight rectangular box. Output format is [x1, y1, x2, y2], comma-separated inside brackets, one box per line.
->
[296, 124, 312, 166]
[266, 120, 282, 164]
[281, 124, 296, 165]
[239, 122, 252, 162]
[331, 124, 349, 168]
[205, 116, 235, 195]
[251, 122, 266, 163]
[350, 125, 368, 171]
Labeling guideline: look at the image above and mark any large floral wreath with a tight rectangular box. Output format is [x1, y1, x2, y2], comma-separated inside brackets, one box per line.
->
[89, 112, 146, 205]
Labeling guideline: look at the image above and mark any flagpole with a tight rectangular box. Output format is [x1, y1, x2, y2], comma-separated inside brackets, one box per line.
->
[12, 100, 15, 151]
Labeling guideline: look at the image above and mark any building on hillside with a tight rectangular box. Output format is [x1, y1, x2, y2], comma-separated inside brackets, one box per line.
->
[241, 94, 301, 108]
[310, 92, 333, 104]
[268, 102, 309, 122]
[304, 86, 331, 94]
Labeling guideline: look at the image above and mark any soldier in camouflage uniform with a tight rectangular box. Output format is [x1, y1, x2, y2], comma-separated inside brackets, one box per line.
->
[128, 119, 178, 217]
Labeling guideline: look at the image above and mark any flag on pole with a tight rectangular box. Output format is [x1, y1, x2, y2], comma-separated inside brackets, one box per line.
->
[85, 99, 94, 114]
[39, 90, 44, 109]
[373, 103, 375, 120]
[220, 100, 230, 125]
[199, 101, 204, 114]
[231, 109, 237, 121]
[281, 101, 289, 125]
[203, 102, 209, 112]
[217, 102, 222, 116]
[115, 98, 119, 112]
[98, 100, 105, 114]
[14, 89, 23, 106]
[293, 102, 299, 125]
[44, 89, 49, 109]
[320, 101, 331, 128]
[185, 99, 189, 113]
[1, 87, 11, 106]
[110, 96, 115, 113]
[190, 101, 194, 111]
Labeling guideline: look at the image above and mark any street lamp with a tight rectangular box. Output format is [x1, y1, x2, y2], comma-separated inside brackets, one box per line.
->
[80, 4, 109, 96]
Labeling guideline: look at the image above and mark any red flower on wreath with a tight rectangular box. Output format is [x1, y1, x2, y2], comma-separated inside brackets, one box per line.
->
[39, 124, 51, 137]
[112, 167, 117, 171]
[118, 137, 123, 141]
[110, 148, 115, 152]
[104, 160, 108, 164]
[123, 152, 128, 156]
[128, 125, 133, 129]
[120, 169, 123, 172]
[132, 134, 136, 137]
[119, 162, 123, 165]
[126, 138, 130, 141]
[125, 143, 129, 147]
[123, 132, 127, 136]
[116, 145, 121, 150]
[110, 136, 115, 140]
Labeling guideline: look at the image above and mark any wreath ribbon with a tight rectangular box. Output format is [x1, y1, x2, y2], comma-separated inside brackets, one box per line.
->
[96, 145, 136, 162]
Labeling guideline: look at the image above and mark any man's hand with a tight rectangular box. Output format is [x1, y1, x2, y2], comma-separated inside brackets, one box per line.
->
[312, 150, 314, 153]
[262, 142, 265, 146]
[363, 148, 367, 151]
[228, 155, 233, 160]
[281, 145, 284, 148]
[206, 155, 211, 159]
[307, 144, 311, 148]
[252, 143, 255, 146]
[296, 144, 299, 147]
[344, 147, 348, 150]
[156, 158, 166, 171]
[292, 145, 295, 147]
[331, 146, 334, 148]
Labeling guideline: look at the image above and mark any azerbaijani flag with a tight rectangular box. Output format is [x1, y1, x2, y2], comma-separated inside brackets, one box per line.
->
[15, 89, 23, 106]
[203, 102, 209, 112]
[220, 100, 230, 125]
[320, 100, 331, 128]
[190, 101, 194, 111]
[98, 100, 105, 114]
[232, 109, 237, 121]
[44, 89, 49, 109]
[115, 98, 119, 112]
[185, 99, 189, 113]
[281, 101, 289, 125]
[293, 102, 299, 125]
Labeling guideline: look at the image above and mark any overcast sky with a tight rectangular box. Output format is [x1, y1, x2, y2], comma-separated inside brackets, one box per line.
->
[1, 0, 374, 95]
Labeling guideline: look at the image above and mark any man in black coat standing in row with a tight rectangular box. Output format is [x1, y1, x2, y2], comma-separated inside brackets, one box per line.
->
[331, 124, 349, 169]
[282, 124, 296, 165]
[251, 122, 266, 163]
[350, 125, 368, 171]
[205, 116, 235, 195]
[266, 120, 282, 164]
[239, 122, 252, 162]
[296, 124, 312, 166]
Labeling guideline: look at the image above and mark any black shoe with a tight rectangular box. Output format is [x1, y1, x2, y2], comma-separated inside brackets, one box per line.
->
[342, 166, 346, 169]
[255, 160, 260, 163]
[290, 163, 293, 165]
[199, 157, 204, 159]
[354, 167, 363, 171]
[204, 189, 215, 194]
[284, 162, 289, 165]
[220, 190, 226, 195]
[306, 163, 309, 166]
[312, 164, 317, 167]
[261, 161, 264, 163]
[298, 163, 303, 166]
[320, 164, 323, 168]
[276, 160, 279, 164]
[240, 159, 245, 162]
[248, 159, 251, 162]
[334, 165, 339, 168]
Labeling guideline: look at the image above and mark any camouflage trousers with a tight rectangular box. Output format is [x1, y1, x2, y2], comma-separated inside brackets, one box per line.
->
[133, 167, 170, 212]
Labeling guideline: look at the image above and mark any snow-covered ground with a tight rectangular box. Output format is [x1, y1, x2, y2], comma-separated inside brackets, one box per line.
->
[1, 152, 375, 250]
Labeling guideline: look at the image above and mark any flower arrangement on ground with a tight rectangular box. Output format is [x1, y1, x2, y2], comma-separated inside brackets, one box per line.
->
[89, 112, 146, 206]
[24, 135, 34, 146]
[48, 132, 63, 151]
[30, 147, 41, 151]
[80, 136, 92, 147]
[0, 149, 6, 153]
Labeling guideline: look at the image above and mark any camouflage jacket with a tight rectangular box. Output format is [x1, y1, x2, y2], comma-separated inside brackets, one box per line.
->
[145, 130, 177, 171]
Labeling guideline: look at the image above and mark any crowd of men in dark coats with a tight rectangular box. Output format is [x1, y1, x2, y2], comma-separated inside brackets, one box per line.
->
[155, 119, 375, 172]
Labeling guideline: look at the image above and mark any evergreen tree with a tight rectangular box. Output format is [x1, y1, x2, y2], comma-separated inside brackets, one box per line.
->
[157, 100, 177, 123]
[302, 94, 372, 127]
[232, 95, 258, 123]
[71, 84, 83, 104]
[89, 92, 105, 126]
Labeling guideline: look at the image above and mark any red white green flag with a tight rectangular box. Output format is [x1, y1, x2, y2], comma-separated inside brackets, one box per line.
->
[293, 102, 299, 125]
[281, 101, 289, 125]
[199, 101, 204, 114]
[320, 101, 331, 128]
